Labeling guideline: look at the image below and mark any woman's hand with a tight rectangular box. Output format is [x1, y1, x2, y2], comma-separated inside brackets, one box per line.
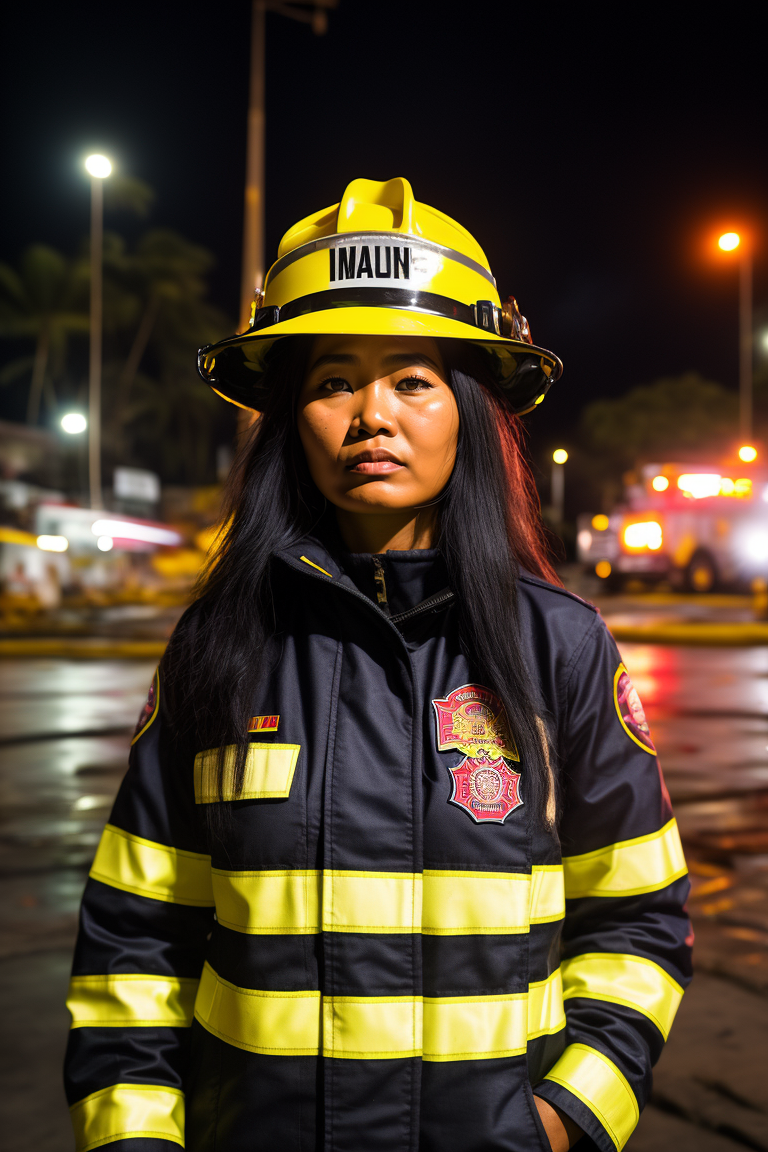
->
[534, 1095, 583, 1151]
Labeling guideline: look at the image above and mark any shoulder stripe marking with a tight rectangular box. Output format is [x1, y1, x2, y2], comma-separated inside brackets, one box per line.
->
[300, 555, 333, 578]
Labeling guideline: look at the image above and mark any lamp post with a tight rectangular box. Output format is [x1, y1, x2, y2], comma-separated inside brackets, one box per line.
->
[551, 449, 568, 523]
[718, 231, 753, 442]
[85, 153, 112, 509]
[239, 0, 338, 333]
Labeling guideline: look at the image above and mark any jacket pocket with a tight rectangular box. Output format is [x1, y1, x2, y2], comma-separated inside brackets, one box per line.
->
[194, 744, 301, 803]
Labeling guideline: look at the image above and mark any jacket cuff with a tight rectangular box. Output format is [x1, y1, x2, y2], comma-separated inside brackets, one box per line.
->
[535, 1043, 640, 1152]
[69, 1083, 185, 1152]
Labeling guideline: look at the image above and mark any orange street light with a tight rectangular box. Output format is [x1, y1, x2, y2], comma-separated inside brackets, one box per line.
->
[717, 229, 753, 441]
[738, 445, 758, 463]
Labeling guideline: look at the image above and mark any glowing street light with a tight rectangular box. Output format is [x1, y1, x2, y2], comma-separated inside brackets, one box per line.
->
[85, 154, 112, 179]
[717, 229, 753, 440]
[739, 445, 758, 463]
[85, 152, 112, 509]
[61, 412, 87, 434]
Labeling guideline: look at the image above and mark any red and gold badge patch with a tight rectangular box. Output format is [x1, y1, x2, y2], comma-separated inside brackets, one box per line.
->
[432, 683, 522, 823]
[614, 663, 656, 754]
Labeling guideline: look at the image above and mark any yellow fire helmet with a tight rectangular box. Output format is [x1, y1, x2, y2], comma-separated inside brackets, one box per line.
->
[198, 177, 562, 414]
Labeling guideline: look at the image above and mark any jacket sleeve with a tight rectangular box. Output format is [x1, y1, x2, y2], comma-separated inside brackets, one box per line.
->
[64, 669, 215, 1152]
[534, 616, 692, 1152]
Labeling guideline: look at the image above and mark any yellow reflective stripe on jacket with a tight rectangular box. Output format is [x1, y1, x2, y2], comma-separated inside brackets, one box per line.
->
[194, 962, 321, 1056]
[211, 866, 565, 935]
[562, 952, 683, 1040]
[194, 743, 300, 802]
[563, 819, 687, 898]
[529, 865, 565, 924]
[67, 974, 198, 1029]
[193, 963, 564, 1060]
[543, 1043, 640, 1150]
[90, 824, 214, 907]
[69, 1082, 185, 1152]
[324, 996, 422, 1059]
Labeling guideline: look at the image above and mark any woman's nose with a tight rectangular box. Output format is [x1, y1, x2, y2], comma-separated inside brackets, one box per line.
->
[349, 381, 396, 437]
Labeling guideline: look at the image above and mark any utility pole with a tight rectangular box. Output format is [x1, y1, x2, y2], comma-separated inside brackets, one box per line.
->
[85, 154, 112, 509]
[740, 250, 753, 442]
[238, 0, 338, 334]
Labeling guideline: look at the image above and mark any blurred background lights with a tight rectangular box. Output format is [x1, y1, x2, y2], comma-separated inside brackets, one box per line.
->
[623, 521, 663, 550]
[91, 519, 182, 546]
[718, 232, 740, 251]
[85, 154, 112, 178]
[97, 536, 114, 551]
[652, 475, 670, 491]
[36, 535, 68, 552]
[738, 445, 758, 462]
[552, 448, 568, 464]
[60, 412, 87, 434]
[677, 473, 722, 499]
[591, 514, 610, 531]
[595, 561, 612, 579]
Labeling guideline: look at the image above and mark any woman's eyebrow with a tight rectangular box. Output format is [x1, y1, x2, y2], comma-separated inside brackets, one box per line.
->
[382, 353, 442, 371]
[308, 353, 358, 372]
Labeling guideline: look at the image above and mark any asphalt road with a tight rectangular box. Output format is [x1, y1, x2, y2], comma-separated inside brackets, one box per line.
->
[0, 640, 766, 1151]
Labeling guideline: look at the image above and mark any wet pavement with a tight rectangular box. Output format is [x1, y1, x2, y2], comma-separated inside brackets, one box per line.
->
[1, 638, 767, 1150]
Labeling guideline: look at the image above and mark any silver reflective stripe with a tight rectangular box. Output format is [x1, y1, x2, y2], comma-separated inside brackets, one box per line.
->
[266, 232, 497, 289]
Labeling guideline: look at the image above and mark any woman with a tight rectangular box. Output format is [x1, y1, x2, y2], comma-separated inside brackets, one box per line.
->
[64, 178, 691, 1152]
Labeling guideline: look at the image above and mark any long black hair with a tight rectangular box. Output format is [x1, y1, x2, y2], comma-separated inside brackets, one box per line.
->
[162, 336, 559, 821]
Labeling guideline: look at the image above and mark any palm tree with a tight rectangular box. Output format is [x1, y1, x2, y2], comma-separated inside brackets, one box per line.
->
[0, 245, 89, 423]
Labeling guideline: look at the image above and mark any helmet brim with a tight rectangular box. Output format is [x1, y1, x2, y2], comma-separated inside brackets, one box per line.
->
[198, 307, 562, 416]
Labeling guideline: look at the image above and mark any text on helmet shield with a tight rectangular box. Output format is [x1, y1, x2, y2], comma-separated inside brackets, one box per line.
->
[328, 242, 443, 290]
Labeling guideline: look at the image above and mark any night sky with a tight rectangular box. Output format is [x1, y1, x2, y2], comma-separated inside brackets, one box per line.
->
[3, 1, 767, 453]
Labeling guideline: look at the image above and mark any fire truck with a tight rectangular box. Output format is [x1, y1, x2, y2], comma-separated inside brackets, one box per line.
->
[576, 458, 768, 591]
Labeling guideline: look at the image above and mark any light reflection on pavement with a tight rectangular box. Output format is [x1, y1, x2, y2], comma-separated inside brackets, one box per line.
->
[0, 649, 766, 1150]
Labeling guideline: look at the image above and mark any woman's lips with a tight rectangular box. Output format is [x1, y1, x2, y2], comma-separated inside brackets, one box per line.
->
[346, 450, 404, 475]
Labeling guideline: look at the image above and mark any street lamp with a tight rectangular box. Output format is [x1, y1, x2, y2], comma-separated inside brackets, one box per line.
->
[85, 153, 112, 509]
[61, 412, 87, 435]
[717, 231, 753, 441]
[239, 1, 338, 332]
[551, 449, 568, 522]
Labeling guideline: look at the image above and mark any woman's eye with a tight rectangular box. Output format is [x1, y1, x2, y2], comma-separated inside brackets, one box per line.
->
[320, 376, 352, 394]
[396, 375, 433, 392]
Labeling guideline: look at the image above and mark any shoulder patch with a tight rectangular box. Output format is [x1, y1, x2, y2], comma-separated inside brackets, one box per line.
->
[614, 663, 656, 754]
[131, 669, 159, 745]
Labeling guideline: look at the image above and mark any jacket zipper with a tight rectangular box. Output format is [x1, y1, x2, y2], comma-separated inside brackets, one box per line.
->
[372, 556, 389, 611]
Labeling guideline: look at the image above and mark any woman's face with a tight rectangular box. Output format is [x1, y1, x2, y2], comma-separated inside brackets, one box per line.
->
[297, 334, 459, 516]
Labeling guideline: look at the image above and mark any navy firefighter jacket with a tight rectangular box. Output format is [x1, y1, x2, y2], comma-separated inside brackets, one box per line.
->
[64, 540, 692, 1152]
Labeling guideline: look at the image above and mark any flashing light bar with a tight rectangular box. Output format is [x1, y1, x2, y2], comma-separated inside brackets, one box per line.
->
[91, 519, 181, 547]
[675, 474, 753, 500]
[623, 521, 663, 551]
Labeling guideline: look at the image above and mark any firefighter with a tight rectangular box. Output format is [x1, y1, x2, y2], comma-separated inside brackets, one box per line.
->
[64, 178, 691, 1152]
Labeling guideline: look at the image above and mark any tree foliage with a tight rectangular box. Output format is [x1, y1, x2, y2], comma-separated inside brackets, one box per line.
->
[0, 220, 234, 485]
[575, 372, 740, 509]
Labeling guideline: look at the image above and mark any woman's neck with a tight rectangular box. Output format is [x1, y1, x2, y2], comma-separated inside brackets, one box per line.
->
[335, 508, 437, 554]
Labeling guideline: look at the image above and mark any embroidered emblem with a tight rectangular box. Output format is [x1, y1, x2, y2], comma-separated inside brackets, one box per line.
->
[248, 715, 280, 733]
[614, 663, 656, 754]
[432, 683, 522, 823]
[131, 670, 159, 745]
